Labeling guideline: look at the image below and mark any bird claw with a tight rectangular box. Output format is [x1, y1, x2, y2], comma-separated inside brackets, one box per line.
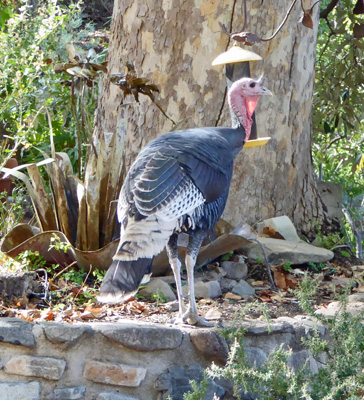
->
[182, 310, 214, 327]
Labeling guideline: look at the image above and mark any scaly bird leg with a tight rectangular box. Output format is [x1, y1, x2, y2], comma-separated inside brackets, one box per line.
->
[166, 234, 186, 321]
[183, 230, 213, 327]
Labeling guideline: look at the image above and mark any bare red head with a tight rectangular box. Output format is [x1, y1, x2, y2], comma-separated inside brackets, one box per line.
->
[228, 75, 272, 141]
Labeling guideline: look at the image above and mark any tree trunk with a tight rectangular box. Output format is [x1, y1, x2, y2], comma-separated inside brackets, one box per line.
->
[93, 0, 325, 237]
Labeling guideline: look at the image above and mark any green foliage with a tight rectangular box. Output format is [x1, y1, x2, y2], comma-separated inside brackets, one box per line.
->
[313, 228, 345, 250]
[15, 250, 47, 270]
[340, 250, 351, 257]
[182, 373, 209, 400]
[283, 261, 292, 271]
[221, 251, 234, 261]
[312, 0, 364, 252]
[0, 0, 104, 171]
[307, 261, 326, 272]
[0, 186, 27, 237]
[313, 0, 364, 187]
[186, 274, 364, 399]
[62, 268, 85, 285]
[49, 233, 71, 253]
[92, 268, 106, 284]
[151, 290, 169, 306]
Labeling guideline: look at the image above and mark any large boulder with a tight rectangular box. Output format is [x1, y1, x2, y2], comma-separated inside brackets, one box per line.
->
[241, 238, 334, 265]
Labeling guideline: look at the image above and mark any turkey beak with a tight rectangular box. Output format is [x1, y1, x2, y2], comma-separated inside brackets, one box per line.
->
[256, 74, 272, 96]
[260, 86, 273, 96]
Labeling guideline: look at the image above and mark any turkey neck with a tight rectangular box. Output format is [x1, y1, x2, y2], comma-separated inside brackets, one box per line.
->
[226, 63, 257, 140]
[228, 93, 253, 144]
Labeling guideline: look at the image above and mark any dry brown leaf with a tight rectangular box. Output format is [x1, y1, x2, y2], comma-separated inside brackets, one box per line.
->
[18, 310, 39, 322]
[84, 305, 104, 319]
[260, 295, 272, 303]
[80, 311, 94, 320]
[271, 266, 298, 290]
[270, 294, 289, 303]
[224, 292, 242, 301]
[41, 310, 55, 321]
[271, 266, 288, 290]
[198, 299, 213, 305]
[262, 226, 285, 240]
[250, 280, 269, 287]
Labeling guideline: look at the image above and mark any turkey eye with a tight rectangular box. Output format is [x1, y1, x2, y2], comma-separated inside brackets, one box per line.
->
[249, 82, 256, 88]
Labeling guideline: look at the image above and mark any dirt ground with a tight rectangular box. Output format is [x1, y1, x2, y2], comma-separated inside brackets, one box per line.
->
[1, 250, 362, 326]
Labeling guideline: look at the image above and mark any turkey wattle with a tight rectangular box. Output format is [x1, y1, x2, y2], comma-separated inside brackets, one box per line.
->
[97, 75, 272, 326]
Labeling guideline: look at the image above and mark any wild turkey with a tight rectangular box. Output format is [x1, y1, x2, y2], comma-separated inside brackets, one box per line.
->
[97, 75, 272, 325]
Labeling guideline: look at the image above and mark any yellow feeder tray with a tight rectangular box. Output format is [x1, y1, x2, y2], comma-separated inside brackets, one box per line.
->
[244, 137, 271, 148]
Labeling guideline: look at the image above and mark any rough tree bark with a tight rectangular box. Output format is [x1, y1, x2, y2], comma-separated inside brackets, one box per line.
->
[92, 0, 325, 237]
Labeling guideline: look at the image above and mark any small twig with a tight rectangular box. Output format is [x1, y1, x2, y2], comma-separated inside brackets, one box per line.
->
[323, 17, 336, 35]
[53, 261, 77, 281]
[329, 244, 351, 252]
[250, 238, 276, 289]
[260, 0, 299, 42]
[73, 265, 93, 301]
[151, 99, 176, 125]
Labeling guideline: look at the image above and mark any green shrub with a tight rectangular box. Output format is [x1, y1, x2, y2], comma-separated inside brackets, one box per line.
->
[0, 0, 104, 171]
[185, 274, 364, 399]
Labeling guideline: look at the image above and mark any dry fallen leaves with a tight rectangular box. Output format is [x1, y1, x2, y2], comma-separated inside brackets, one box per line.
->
[270, 265, 298, 291]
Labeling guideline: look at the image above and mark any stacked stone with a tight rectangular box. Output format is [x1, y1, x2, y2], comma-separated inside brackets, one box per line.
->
[0, 318, 229, 399]
[0, 315, 329, 399]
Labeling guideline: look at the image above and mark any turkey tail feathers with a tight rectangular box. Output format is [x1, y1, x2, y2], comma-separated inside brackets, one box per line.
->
[97, 258, 153, 304]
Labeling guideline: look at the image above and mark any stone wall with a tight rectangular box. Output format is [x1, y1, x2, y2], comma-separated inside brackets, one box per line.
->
[0, 316, 326, 400]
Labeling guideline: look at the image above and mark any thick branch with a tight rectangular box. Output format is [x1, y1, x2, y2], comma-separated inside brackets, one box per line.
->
[320, 0, 339, 19]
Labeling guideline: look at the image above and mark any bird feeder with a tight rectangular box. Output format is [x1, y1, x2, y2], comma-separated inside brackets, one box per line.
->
[212, 45, 271, 148]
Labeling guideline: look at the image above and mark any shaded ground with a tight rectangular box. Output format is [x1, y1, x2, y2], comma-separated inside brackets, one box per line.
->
[0, 250, 363, 326]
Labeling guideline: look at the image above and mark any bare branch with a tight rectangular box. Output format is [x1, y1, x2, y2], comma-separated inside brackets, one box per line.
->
[261, 0, 299, 41]
[242, 0, 247, 32]
[231, 0, 300, 45]
[320, 0, 340, 19]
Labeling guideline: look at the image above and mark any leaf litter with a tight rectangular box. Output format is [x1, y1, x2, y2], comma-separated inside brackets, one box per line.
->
[0, 250, 364, 325]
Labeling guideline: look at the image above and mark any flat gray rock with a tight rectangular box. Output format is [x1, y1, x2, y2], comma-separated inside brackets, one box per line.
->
[348, 293, 364, 303]
[241, 238, 334, 265]
[221, 260, 248, 280]
[42, 322, 93, 347]
[96, 322, 183, 351]
[139, 278, 176, 302]
[0, 382, 40, 400]
[315, 301, 364, 317]
[97, 394, 140, 400]
[0, 318, 35, 347]
[190, 329, 229, 365]
[155, 364, 225, 400]
[0, 271, 42, 301]
[182, 280, 222, 299]
[242, 320, 294, 336]
[47, 386, 86, 399]
[232, 280, 255, 297]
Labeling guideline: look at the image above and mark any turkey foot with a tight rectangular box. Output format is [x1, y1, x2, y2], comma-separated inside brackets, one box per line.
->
[182, 308, 214, 327]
